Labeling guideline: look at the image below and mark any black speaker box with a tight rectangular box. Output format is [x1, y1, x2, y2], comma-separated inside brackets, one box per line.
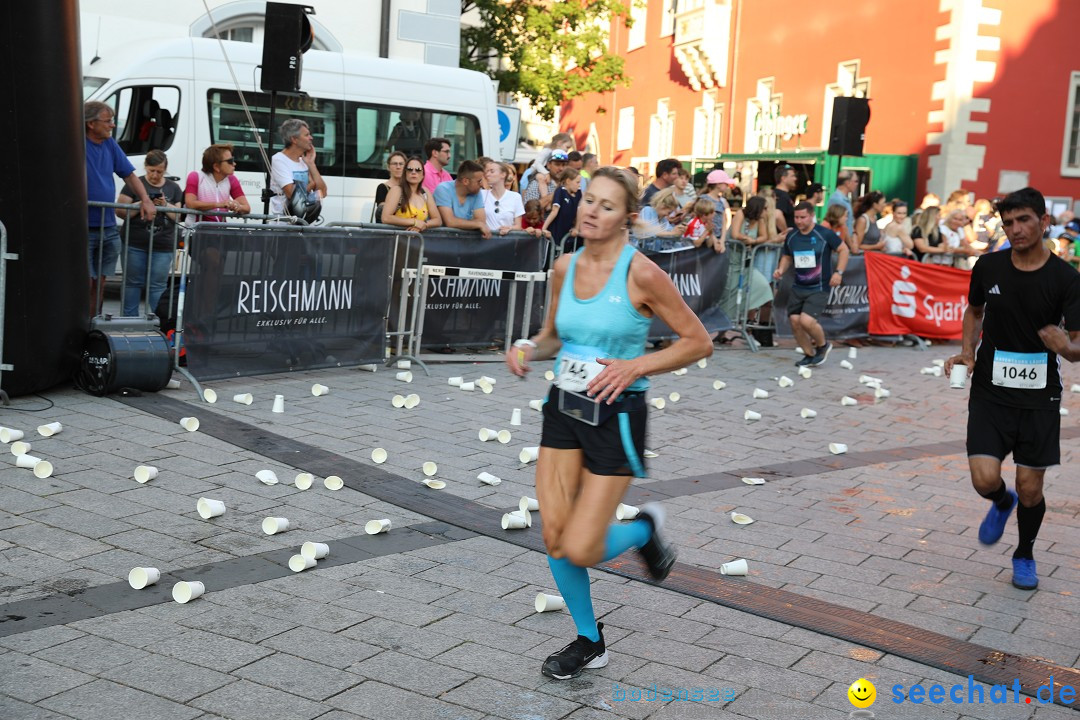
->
[828, 97, 871, 156]
[260, 3, 314, 93]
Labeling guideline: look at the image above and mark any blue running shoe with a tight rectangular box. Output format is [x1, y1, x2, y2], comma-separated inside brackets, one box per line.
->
[978, 489, 1017, 545]
[1011, 557, 1038, 590]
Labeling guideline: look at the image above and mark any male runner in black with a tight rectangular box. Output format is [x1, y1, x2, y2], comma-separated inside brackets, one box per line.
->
[946, 187, 1080, 590]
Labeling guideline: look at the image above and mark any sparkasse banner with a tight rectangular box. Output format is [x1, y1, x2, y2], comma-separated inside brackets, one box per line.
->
[865, 253, 970, 339]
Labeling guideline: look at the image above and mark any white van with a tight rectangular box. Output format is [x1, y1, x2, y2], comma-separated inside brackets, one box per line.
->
[83, 37, 501, 223]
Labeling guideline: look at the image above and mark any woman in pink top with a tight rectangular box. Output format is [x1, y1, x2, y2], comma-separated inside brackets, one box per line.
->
[184, 143, 250, 223]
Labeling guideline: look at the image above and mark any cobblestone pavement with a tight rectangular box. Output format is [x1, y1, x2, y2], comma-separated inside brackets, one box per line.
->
[1, 341, 1079, 719]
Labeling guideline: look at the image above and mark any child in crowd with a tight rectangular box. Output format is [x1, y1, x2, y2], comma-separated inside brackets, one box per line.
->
[521, 133, 575, 190]
[522, 199, 545, 235]
[541, 168, 582, 253]
[682, 197, 723, 251]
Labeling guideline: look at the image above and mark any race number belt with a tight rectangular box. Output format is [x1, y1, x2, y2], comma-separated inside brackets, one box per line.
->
[556, 388, 646, 426]
[556, 343, 606, 393]
[991, 350, 1046, 390]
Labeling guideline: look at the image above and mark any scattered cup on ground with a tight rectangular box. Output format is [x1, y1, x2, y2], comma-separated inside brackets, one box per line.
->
[839, 360, 854, 370]
[179, 417, 200, 432]
[38, 422, 63, 437]
[829, 442, 848, 455]
[478, 471, 502, 486]
[744, 410, 761, 421]
[798, 366, 812, 379]
[529, 399, 544, 411]
[501, 512, 528, 530]
[392, 395, 406, 408]
[840, 396, 857, 406]
[311, 384, 329, 396]
[134, 465, 158, 483]
[396, 360, 411, 370]
[11, 441, 31, 456]
[730, 512, 754, 525]
[448, 376, 463, 387]
[272, 395, 285, 413]
[289, 554, 316, 572]
[324, 475, 344, 491]
[478, 428, 497, 442]
[404, 394, 420, 409]
[422, 478, 446, 489]
[534, 593, 565, 612]
[294, 473, 314, 490]
[172, 580, 205, 604]
[197, 498, 226, 519]
[459, 381, 475, 391]
[262, 517, 291, 535]
[256, 470, 279, 485]
[496, 430, 512, 444]
[712, 380, 726, 390]
[752, 388, 769, 399]
[720, 559, 749, 576]
[616, 503, 639, 520]
[848, 347, 858, 359]
[742, 477, 766, 486]
[371, 448, 388, 464]
[519, 446, 540, 463]
[0, 427, 23, 443]
[520, 496, 540, 512]
[365, 518, 392, 535]
[544, 370, 555, 381]
[649, 398, 666, 410]
[128, 567, 160, 589]
[396, 371, 413, 383]
[778, 376, 794, 388]
[422, 462, 437, 476]
[510, 408, 522, 426]
[166, 378, 182, 389]
[800, 408, 818, 419]
[202, 389, 217, 404]
[233, 393, 253, 405]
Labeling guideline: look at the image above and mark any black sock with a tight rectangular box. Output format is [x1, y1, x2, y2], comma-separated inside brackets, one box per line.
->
[978, 479, 1012, 510]
[1013, 499, 1046, 560]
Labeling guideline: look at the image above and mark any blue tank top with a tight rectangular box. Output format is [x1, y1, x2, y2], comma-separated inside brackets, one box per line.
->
[554, 244, 652, 392]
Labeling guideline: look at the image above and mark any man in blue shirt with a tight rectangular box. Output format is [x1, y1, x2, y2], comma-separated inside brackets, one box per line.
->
[774, 202, 850, 366]
[85, 100, 156, 316]
[434, 160, 490, 238]
[827, 169, 858, 238]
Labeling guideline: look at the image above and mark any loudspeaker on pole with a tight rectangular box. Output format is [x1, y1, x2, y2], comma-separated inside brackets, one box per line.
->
[828, 97, 871, 157]
[260, 2, 315, 93]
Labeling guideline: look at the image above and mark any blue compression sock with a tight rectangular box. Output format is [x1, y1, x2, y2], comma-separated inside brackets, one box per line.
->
[547, 556, 599, 642]
[602, 520, 653, 562]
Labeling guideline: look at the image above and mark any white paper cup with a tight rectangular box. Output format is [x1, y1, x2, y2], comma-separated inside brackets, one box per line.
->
[134, 465, 158, 483]
[324, 475, 344, 491]
[478, 471, 502, 486]
[166, 378, 182, 389]
[720, 559, 749, 576]
[232, 393, 253, 405]
[932, 358, 946, 367]
[448, 376, 463, 387]
[0, 427, 23, 443]
[37, 422, 63, 437]
[712, 380, 727, 390]
[172, 580, 205, 604]
[289, 554, 316, 572]
[840, 396, 857, 406]
[480, 376, 497, 386]
[535, 593, 566, 612]
[529, 399, 544, 411]
[202, 388, 218, 404]
[744, 410, 761, 421]
[365, 518, 391, 535]
[697, 358, 708, 369]
[396, 371, 413, 383]
[256, 469, 279, 485]
[520, 496, 540, 512]
[848, 347, 858, 359]
[509, 509, 532, 527]
[16, 454, 42, 470]
[874, 387, 891, 399]
[128, 567, 160, 589]
[422, 478, 446, 489]
[477, 380, 494, 394]
[800, 408, 818, 419]
[422, 462, 437, 477]
[616, 503, 639, 520]
[11, 441, 31, 456]
[459, 381, 475, 391]
[272, 395, 285, 413]
[371, 448, 388, 464]
[778, 376, 794, 388]
[643, 449, 659, 458]
[742, 477, 766, 485]
[949, 364, 968, 389]
[1060, 407, 1070, 416]
[668, 392, 680, 403]
[510, 409, 522, 426]
[730, 512, 754, 525]
[262, 517, 291, 535]
[179, 417, 200, 432]
[396, 360, 411, 370]
[1071, 383, 1080, 393]
[829, 443, 848, 455]
[478, 427, 497, 442]
[404, 394, 420, 409]
[311, 383, 329, 397]
[839, 360, 854, 370]
[544, 370, 555, 381]
[501, 512, 528, 530]
[920, 366, 943, 377]
[752, 388, 769, 399]
[672, 368, 688, 376]
[497, 430, 512, 444]
[519, 446, 539, 463]
[649, 398, 666, 410]
[197, 497, 226, 519]
[392, 394, 406, 408]
[358, 364, 378, 372]
[294, 473, 314, 490]
[798, 366, 812, 379]
[19, 456, 53, 478]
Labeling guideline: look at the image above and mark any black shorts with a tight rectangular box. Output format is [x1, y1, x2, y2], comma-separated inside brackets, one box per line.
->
[787, 285, 828, 319]
[540, 386, 648, 477]
[966, 393, 1061, 468]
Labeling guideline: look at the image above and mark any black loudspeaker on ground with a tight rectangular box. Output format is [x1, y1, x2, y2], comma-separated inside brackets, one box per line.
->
[260, 2, 316, 93]
[828, 97, 871, 157]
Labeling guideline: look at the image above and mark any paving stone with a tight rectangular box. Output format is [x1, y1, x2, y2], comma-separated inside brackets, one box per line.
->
[0, 695, 77, 720]
[722, 687, 850, 720]
[413, 564, 526, 597]
[100, 654, 235, 703]
[341, 567, 460, 605]
[600, 605, 714, 645]
[0, 524, 111, 562]
[190, 679, 326, 720]
[328, 680, 484, 719]
[607, 632, 722, 673]
[260, 626, 381, 669]
[337, 588, 453, 626]
[233, 652, 362, 701]
[176, 606, 298, 643]
[348, 649, 474, 696]
[703, 655, 831, 701]
[440, 676, 580, 720]
[142, 628, 274, 673]
[340, 617, 464, 660]
[32, 633, 151, 675]
[0, 625, 86, 654]
[37, 678, 202, 720]
[424, 613, 550, 653]
[0, 652, 95, 703]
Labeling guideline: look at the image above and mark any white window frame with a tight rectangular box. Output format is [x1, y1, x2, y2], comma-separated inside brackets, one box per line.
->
[617, 106, 636, 151]
[649, 98, 674, 160]
[1061, 71, 1080, 177]
[693, 90, 723, 158]
[627, 0, 647, 51]
[660, 0, 676, 37]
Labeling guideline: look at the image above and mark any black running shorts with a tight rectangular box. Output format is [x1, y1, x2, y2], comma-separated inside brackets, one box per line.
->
[540, 386, 648, 477]
[787, 285, 828, 319]
[966, 393, 1061, 468]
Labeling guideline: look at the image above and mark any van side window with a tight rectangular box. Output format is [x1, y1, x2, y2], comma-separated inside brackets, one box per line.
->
[345, 103, 481, 179]
[102, 85, 180, 155]
[207, 89, 342, 176]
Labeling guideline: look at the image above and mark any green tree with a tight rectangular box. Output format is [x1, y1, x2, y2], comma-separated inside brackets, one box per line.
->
[461, 0, 632, 121]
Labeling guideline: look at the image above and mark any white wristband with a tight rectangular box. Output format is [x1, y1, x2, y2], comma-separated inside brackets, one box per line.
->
[514, 339, 537, 349]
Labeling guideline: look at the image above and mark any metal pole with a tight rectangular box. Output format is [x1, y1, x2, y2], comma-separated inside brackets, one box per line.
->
[0, 221, 15, 404]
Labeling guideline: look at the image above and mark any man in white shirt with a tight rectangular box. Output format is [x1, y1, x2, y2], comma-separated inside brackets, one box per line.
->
[270, 118, 327, 219]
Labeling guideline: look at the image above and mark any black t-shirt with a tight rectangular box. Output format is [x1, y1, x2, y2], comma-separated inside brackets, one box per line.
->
[120, 177, 184, 252]
[549, 187, 581, 248]
[969, 249, 1080, 408]
[774, 189, 795, 228]
[640, 183, 661, 210]
[375, 182, 390, 205]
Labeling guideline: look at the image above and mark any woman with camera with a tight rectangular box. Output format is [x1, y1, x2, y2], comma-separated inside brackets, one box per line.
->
[116, 149, 183, 317]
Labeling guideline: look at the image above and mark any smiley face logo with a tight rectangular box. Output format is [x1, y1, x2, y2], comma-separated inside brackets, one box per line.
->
[848, 678, 876, 708]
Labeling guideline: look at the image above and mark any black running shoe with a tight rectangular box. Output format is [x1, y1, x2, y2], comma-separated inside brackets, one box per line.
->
[541, 622, 608, 680]
[794, 354, 815, 367]
[807, 341, 832, 367]
[636, 503, 678, 581]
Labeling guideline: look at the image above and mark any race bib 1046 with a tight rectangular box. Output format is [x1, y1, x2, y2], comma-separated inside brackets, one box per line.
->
[992, 350, 1046, 390]
[556, 343, 606, 393]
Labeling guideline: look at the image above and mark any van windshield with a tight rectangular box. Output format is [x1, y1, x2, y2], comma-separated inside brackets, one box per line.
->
[83, 77, 106, 100]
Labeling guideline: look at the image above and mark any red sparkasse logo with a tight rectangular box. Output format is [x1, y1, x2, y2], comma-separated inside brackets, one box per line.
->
[865, 253, 970, 339]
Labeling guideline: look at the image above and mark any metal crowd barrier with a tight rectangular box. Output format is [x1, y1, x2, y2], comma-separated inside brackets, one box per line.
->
[0, 220, 14, 404]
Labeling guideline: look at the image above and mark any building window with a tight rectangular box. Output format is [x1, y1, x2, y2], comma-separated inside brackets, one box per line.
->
[627, 0, 647, 51]
[1062, 71, 1080, 177]
[649, 99, 674, 160]
[617, 107, 635, 150]
[693, 90, 722, 158]
[660, 0, 677, 37]
[821, 60, 870, 149]
[211, 26, 255, 42]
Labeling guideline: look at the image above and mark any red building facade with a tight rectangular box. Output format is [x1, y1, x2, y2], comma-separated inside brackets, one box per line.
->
[560, 0, 1079, 214]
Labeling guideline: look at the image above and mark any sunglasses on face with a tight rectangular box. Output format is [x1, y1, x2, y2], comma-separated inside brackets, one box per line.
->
[406, 167, 423, 173]
[220, 158, 237, 165]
